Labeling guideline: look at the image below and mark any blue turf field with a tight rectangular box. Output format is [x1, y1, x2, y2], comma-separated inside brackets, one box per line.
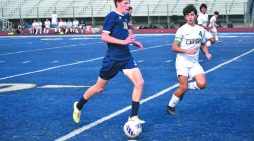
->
[0, 33, 253, 141]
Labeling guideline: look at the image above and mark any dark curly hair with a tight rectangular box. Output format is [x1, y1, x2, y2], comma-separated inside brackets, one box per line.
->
[183, 4, 197, 16]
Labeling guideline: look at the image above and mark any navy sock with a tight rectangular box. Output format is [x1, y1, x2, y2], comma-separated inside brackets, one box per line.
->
[130, 101, 140, 117]
[76, 97, 88, 110]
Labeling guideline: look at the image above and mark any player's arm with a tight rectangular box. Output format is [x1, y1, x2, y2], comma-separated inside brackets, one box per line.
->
[197, 16, 212, 30]
[101, 31, 134, 45]
[201, 43, 212, 60]
[198, 24, 212, 30]
[128, 29, 143, 49]
[128, 29, 133, 35]
[172, 39, 196, 54]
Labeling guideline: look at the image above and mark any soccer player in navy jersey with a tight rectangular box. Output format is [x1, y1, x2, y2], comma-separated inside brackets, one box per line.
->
[73, 0, 145, 124]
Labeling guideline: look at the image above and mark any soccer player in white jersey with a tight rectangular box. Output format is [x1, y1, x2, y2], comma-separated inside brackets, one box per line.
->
[166, 4, 212, 115]
[44, 19, 51, 34]
[65, 19, 73, 34]
[197, 3, 215, 47]
[36, 20, 42, 34]
[209, 11, 220, 42]
[51, 11, 58, 33]
[73, 19, 79, 34]
[30, 20, 37, 34]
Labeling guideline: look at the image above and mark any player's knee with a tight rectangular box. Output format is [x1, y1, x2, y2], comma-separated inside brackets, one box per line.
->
[197, 81, 206, 89]
[96, 88, 104, 93]
[210, 38, 215, 44]
[134, 79, 144, 89]
[93, 85, 104, 93]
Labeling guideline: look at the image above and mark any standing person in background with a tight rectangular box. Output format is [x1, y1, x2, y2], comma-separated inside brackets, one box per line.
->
[72, 0, 145, 125]
[127, 6, 133, 29]
[51, 11, 58, 33]
[166, 4, 212, 115]
[44, 19, 51, 34]
[209, 11, 221, 42]
[197, 3, 215, 47]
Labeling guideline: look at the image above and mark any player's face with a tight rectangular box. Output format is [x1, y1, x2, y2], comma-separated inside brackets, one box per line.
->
[185, 11, 196, 25]
[201, 7, 207, 14]
[116, 0, 130, 14]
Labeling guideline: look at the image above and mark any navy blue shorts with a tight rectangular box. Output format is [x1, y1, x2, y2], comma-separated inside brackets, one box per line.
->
[99, 56, 138, 80]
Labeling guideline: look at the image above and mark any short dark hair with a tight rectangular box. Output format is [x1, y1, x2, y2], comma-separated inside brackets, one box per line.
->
[128, 6, 133, 10]
[183, 4, 197, 16]
[214, 11, 219, 15]
[199, 3, 207, 11]
[113, 0, 124, 7]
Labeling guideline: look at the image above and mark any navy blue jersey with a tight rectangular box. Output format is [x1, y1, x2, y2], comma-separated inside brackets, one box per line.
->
[103, 11, 131, 60]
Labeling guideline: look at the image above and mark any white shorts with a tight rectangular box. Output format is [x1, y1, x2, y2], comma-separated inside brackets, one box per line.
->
[205, 30, 213, 39]
[176, 62, 205, 79]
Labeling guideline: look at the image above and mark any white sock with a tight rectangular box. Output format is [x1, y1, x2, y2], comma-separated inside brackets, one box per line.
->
[215, 35, 219, 41]
[206, 41, 211, 47]
[168, 94, 180, 107]
[188, 81, 200, 90]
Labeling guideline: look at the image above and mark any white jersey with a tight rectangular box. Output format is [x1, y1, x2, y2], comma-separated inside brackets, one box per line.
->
[197, 13, 209, 27]
[44, 21, 51, 28]
[73, 20, 79, 27]
[174, 24, 206, 66]
[209, 15, 217, 28]
[51, 14, 58, 25]
[32, 22, 38, 28]
[58, 21, 63, 27]
[66, 21, 73, 28]
[37, 22, 42, 28]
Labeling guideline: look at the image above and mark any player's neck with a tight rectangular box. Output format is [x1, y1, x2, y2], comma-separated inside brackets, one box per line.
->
[187, 23, 195, 27]
[115, 9, 124, 15]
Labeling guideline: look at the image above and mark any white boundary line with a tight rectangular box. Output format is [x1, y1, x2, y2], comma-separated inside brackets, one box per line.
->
[0, 44, 170, 81]
[55, 48, 254, 141]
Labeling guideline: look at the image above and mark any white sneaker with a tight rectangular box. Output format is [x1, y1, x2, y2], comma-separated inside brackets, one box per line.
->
[128, 116, 145, 124]
[73, 102, 81, 123]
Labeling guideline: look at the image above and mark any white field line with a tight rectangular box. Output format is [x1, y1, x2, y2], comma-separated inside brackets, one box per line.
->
[0, 44, 170, 81]
[55, 48, 254, 141]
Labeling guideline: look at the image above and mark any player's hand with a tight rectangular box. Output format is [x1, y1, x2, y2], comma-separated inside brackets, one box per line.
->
[206, 53, 212, 60]
[123, 35, 135, 45]
[131, 41, 143, 49]
[205, 26, 213, 30]
[128, 22, 133, 27]
[185, 49, 196, 55]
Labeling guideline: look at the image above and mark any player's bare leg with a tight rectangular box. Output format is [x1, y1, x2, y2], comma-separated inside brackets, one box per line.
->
[123, 68, 145, 124]
[193, 73, 206, 89]
[73, 77, 108, 123]
[167, 75, 188, 115]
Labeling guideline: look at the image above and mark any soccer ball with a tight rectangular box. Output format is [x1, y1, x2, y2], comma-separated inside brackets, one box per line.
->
[123, 121, 142, 138]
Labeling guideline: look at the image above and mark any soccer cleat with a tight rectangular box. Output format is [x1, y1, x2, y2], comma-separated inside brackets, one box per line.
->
[73, 102, 81, 123]
[128, 116, 145, 125]
[166, 105, 177, 115]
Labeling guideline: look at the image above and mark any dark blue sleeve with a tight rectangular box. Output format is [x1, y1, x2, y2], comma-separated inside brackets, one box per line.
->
[103, 13, 115, 33]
